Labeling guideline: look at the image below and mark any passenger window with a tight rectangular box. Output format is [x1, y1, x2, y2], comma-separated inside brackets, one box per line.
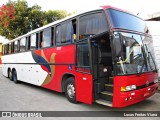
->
[4, 45, 7, 55]
[43, 28, 51, 48]
[17, 40, 20, 52]
[77, 43, 89, 67]
[72, 19, 77, 41]
[61, 22, 72, 43]
[26, 36, 31, 50]
[31, 34, 36, 50]
[36, 33, 39, 49]
[56, 26, 61, 45]
[56, 21, 74, 45]
[79, 12, 107, 40]
[11, 42, 14, 53]
[3, 45, 6, 55]
[39, 31, 43, 48]
[14, 41, 18, 53]
[5, 44, 9, 54]
[20, 38, 26, 52]
[8, 43, 11, 54]
[2, 45, 4, 55]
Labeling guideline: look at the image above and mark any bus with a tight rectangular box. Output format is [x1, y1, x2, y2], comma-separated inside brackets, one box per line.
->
[1, 5, 159, 107]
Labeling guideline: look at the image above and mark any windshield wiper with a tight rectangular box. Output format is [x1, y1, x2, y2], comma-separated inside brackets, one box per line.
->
[144, 44, 157, 72]
[137, 44, 147, 76]
[148, 52, 158, 72]
[138, 59, 145, 76]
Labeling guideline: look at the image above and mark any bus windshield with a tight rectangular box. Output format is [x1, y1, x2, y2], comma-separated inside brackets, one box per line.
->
[114, 32, 157, 75]
[107, 9, 148, 33]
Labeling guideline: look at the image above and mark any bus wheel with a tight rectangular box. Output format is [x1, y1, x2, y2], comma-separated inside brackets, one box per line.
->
[65, 77, 77, 104]
[13, 70, 19, 84]
[8, 70, 13, 81]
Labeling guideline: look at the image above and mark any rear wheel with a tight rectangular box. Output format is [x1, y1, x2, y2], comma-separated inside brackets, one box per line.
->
[8, 69, 13, 81]
[13, 70, 19, 83]
[65, 77, 77, 103]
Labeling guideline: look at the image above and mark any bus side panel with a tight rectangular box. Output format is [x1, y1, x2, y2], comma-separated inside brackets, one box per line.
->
[75, 72, 93, 104]
[2, 52, 48, 85]
[1, 61, 7, 77]
[41, 45, 75, 92]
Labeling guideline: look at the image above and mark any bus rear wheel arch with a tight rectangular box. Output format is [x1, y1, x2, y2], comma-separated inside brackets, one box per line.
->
[65, 77, 77, 104]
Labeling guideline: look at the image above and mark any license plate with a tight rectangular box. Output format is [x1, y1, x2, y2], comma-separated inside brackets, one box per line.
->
[144, 92, 150, 97]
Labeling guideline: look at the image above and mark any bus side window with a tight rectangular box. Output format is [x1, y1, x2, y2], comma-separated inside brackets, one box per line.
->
[20, 38, 26, 52]
[79, 12, 107, 40]
[6, 44, 8, 54]
[26, 36, 31, 51]
[11, 42, 14, 53]
[8, 43, 11, 54]
[62, 22, 72, 43]
[76, 42, 90, 72]
[2, 45, 5, 55]
[56, 25, 61, 45]
[14, 41, 18, 53]
[39, 31, 43, 48]
[31, 34, 36, 50]
[43, 28, 51, 48]
[72, 19, 77, 42]
[17, 40, 20, 52]
[2, 45, 4, 55]
[36, 33, 39, 49]
[56, 21, 73, 45]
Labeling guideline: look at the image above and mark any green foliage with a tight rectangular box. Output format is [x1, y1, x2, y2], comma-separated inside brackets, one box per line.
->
[0, 0, 71, 40]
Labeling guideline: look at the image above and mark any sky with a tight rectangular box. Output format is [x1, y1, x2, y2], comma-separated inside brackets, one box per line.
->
[0, 0, 160, 42]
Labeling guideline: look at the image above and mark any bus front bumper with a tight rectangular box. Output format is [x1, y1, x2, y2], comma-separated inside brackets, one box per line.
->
[112, 83, 158, 107]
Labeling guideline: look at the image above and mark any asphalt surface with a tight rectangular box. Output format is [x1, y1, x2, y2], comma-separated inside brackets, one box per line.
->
[0, 67, 160, 119]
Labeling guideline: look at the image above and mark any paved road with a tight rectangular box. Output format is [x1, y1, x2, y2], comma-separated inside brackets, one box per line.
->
[0, 68, 160, 119]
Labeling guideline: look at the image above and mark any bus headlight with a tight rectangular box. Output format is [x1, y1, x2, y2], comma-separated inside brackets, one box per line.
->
[121, 85, 136, 92]
[154, 79, 159, 83]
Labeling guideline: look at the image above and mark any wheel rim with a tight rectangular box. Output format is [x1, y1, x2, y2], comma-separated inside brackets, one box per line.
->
[67, 83, 75, 98]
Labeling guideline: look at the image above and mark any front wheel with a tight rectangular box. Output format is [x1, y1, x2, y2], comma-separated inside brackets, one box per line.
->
[65, 77, 77, 103]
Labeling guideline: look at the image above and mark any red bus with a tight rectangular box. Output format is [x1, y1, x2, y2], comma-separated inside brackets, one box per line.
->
[2, 6, 159, 107]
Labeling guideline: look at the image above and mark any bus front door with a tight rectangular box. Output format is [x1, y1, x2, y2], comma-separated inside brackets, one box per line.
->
[75, 38, 93, 104]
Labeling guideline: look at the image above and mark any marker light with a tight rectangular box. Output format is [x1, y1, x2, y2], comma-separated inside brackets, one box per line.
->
[121, 85, 137, 92]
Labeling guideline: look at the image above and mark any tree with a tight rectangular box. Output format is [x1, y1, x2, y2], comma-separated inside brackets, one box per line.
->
[0, 4, 16, 27]
[0, 0, 71, 40]
[44, 10, 71, 24]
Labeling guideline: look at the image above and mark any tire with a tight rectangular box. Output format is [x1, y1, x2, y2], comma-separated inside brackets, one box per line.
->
[65, 77, 77, 103]
[8, 69, 13, 81]
[12, 70, 19, 84]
